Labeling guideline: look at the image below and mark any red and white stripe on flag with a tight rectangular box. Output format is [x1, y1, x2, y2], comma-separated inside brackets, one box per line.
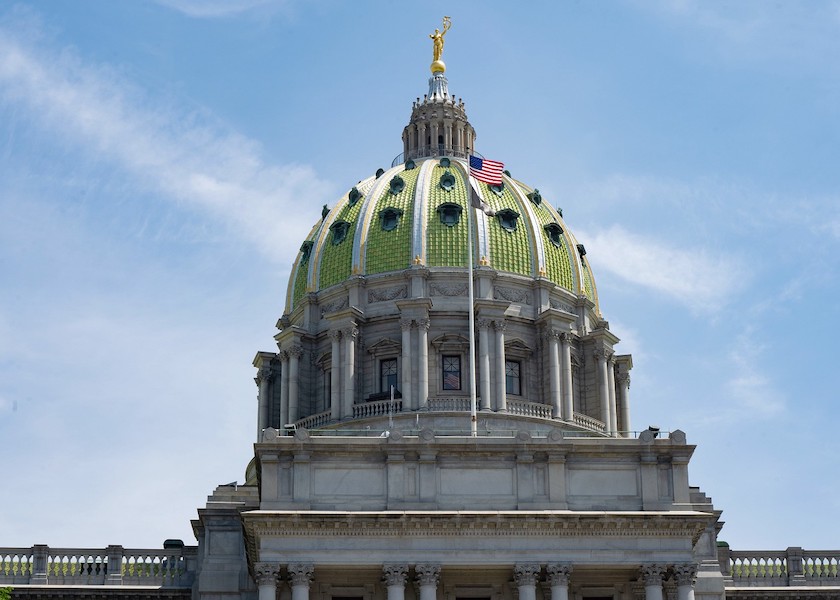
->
[469, 155, 504, 185]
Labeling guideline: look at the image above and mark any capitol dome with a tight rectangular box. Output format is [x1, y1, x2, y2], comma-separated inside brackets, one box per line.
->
[255, 66, 631, 440]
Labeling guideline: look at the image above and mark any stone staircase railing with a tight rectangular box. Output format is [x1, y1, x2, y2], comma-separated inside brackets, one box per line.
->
[0, 544, 197, 587]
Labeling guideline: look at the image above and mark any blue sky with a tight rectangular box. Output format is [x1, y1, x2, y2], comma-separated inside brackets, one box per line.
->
[1, 0, 839, 551]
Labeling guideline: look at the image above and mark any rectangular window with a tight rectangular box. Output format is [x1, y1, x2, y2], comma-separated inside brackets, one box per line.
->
[380, 358, 398, 393]
[505, 359, 521, 395]
[442, 355, 461, 390]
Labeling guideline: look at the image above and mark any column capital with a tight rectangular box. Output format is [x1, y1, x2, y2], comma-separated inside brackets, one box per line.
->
[382, 563, 408, 586]
[341, 324, 359, 339]
[493, 319, 506, 332]
[639, 564, 666, 586]
[477, 318, 492, 330]
[513, 563, 541, 586]
[254, 562, 281, 585]
[287, 345, 304, 359]
[400, 318, 413, 331]
[545, 563, 572, 585]
[673, 563, 697, 586]
[328, 329, 342, 342]
[288, 563, 314, 586]
[593, 347, 612, 361]
[279, 350, 290, 362]
[617, 372, 631, 388]
[417, 318, 431, 331]
[559, 331, 574, 343]
[256, 367, 273, 384]
[414, 563, 440, 586]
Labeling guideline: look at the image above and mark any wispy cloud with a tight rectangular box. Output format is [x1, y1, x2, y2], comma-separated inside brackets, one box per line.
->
[581, 224, 746, 313]
[0, 14, 332, 263]
[153, 0, 288, 18]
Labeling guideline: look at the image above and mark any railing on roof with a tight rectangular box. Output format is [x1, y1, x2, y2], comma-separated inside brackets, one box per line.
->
[719, 545, 840, 587]
[391, 147, 483, 168]
[0, 544, 197, 588]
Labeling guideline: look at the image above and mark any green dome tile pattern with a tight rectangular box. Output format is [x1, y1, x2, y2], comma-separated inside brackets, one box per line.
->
[427, 164, 469, 268]
[482, 181, 532, 277]
[319, 193, 364, 290]
[365, 166, 420, 275]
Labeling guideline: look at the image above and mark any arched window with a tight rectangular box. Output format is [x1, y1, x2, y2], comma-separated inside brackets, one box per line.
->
[436, 203, 463, 227]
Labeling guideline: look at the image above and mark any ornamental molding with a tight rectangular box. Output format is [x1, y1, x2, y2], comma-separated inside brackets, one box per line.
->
[549, 298, 575, 314]
[320, 297, 349, 318]
[495, 286, 531, 305]
[369, 286, 408, 303]
[430, 283, 467, 297]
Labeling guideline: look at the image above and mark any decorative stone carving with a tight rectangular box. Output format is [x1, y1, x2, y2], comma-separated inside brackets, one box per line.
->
[640, 564, 667, 586]
[287, 345, 304, 359]
[328, 329, 342, 342]
[369, 286, 408, 303]
[545, 563, 572, 585]
[493, 319, 506, 332]
[287, 563, 314, 586]
[415, 564, 440, 586]
[513, 563, 541, 586]
[617, 373, 631, 388]
[476, 318, 492, 329]
[320, 297, 349, 318]
[382, 563, 408, 586]
[494, 286, 531, 305]
[253, 562, 280, 586]
[559, 331, 574, 343]
[400, 319, 413, 331]
[673, 564, 697, 586]
[417, 318, 430, 331]
[549, 298, 575, 313]
[341, 324, 359, 339]
[593, 347, 611, 360]
[430, 283, 467, 297]
[256, 367, 273, 384]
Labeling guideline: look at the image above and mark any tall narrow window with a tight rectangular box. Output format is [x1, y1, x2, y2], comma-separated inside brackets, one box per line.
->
[380, 358, 398, 393]
[505, 360, 521, 395]
[442, 355, 461, 391]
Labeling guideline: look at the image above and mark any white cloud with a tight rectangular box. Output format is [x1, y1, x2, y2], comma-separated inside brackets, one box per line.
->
[581, 224, 746, 313]
[0, 17, 332, 263]
[153, 0, 287, 18]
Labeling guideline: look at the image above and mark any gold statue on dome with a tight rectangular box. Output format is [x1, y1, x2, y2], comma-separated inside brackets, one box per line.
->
[429, 16, 451, 73]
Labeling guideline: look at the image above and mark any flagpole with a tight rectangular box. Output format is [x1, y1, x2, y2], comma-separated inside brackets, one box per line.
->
[467, 176, 479, 438]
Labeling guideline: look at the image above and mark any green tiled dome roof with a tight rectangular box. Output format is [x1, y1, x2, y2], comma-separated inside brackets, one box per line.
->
[284, 157, 598, 315]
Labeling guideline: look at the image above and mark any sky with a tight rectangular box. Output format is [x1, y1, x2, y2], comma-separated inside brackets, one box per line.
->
[1, 0, 839, 552]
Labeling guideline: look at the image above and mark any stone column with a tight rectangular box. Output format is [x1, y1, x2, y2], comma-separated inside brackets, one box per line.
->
[640, 565, 666, 600]
[477, 318, 492, 411]
[415, 564, 440, 600]
[256, 367, 272, 438]
[514, 564, 541, 600]
[418, 124, 427, 156]
[494, 320, 507, 412]
[342, 324, 358, 418]
[287, 345, 303, 425]
[418, 318, 430, 408]
[674, 564, 697, 600]
[594, 348, 611, 433]
[607, 355, 618, 437]
[288, 563, 314, 600]
[560, 333, 574, 421]
[279, 352, 290, 428]
[546, 563, 572, 600]
[547, 331, 562, 418]
[254, 563, 280, 600]
[382, 564, 408, 600]
[617, 372, 631, 437]
[329, 330, 342, 420]
[431, 123, 439, 154]
[401, 319, 413, 411]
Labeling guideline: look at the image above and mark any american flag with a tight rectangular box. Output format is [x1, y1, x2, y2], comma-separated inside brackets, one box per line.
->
[469, 155, 504, 185]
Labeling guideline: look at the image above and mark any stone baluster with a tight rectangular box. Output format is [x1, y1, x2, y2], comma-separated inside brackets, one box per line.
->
[546, 563, 572, 600]
[256, 367, 272, 438]
[514, 564, 541, 600]
[287, 346, 303, 424]
[547, 330, 562, 418]
[288, 563, 314, 600]
[329, 330, 342, 420]
[477, 319, 492, 411]
[617, 372, 631, 437]
[383, 564, 409, 600]
[674, 564, 697, 600]
[400, 319, 413, 411]
[418, 319, 430, 408]
[494, 320, 507, 412]
[342, 324, 358, 417]
[254, 563, 281, 600]
[278, 352, 290, 428]
[560, 333, 574, 421]
[415, 563, 441, 600]
[607, 354, 618, 437]
[640, 564, 666, 600]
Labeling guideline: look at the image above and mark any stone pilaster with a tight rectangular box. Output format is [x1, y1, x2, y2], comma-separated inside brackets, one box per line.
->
[329, 329, 342, 420]
[494, 319, 507, 412]
[342, 324, 358, 417]
[546, 330, 561, 418]
[560, 333, 574, 421]
[417, 318, 430, 408]
[400, 319, 413, 410]
[477, 318, 492, 411]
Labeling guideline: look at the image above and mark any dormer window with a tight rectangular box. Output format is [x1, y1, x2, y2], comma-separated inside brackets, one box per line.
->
[439, 170, 456, 191]
[300, 240, 314, 261]
[330, 220, 350, 245]
[348, 186, 362, 206]
[488, 182, 505, 197]
[436, 202, 463, 227]
[379, 207, 404, 232]
[496, 208, 520, 232]
[543, 223, 564, 247]
[527, 189, 542, 206]
[389, 175, 405, 195]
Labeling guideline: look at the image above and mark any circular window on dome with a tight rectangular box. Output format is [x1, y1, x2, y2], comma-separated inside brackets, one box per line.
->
[436, 202, 463, 227]
[439, 157, 451, 167]
[543, 223, 564, 247]
[439, 170, 456, 192]
[389, 175, 405, 195]
[496, 208, 520, 232]
[405, 159, 416, 170]
[348, 186, 362, 206]
[379, 207, 404, 232]
[330, 220, 351, 245]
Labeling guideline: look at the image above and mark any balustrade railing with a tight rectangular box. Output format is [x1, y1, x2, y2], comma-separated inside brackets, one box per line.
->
[0, 544, 197, 587]
[296, 410, 332, 430]
[572, 412, 607, 432]
[719, 546, 840, 586]
[506, 399, 553, 419]
[353, 398, 402, 419]
[426, 397, 471, 411]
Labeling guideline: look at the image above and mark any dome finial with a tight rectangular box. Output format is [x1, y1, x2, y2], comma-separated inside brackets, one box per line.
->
[429, 16, 451, 74]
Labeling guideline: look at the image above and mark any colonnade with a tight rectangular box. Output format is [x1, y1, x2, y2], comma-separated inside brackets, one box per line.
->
[252, 562, 696, 600]
[403, 115, 474, 161]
